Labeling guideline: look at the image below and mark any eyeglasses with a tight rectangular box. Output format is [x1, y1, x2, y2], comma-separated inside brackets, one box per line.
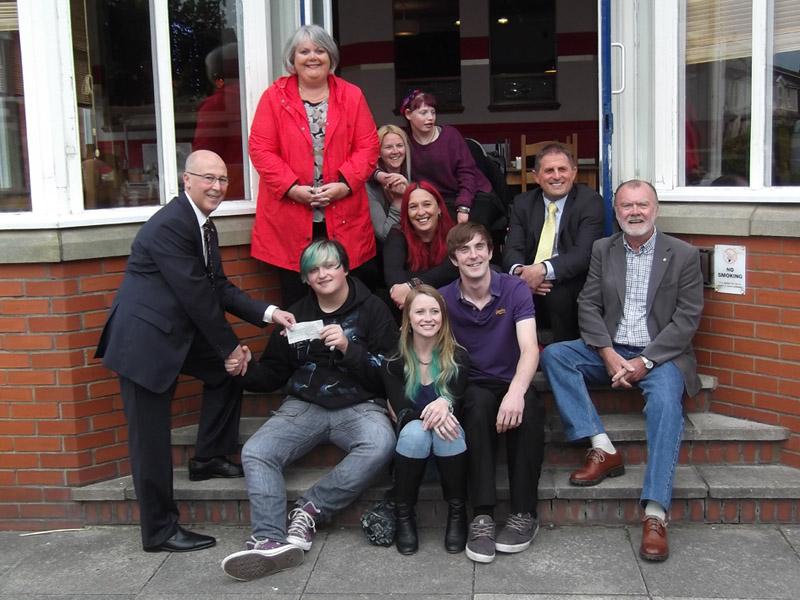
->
[185, 171, 230, 186]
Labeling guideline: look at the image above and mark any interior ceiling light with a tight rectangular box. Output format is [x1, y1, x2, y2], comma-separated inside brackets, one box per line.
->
[497, 17, 509, 24]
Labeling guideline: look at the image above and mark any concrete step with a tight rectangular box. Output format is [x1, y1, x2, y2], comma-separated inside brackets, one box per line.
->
[73, 463, 800, 526]
[170, 411, 789, 468]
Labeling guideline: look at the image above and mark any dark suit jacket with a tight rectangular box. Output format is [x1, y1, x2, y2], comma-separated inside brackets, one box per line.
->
[96, 193, 268, 394]
[503, 183, 604, 283]
[578, 230, 704, 396]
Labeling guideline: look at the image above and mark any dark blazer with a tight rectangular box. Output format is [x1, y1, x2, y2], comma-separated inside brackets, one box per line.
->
[578, 230, 704, 396]
[503, 183, 604, 283]
[96, 193, 268, 393]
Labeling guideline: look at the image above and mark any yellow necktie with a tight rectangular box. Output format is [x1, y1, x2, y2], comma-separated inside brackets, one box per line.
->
[534, 202, 558, 264]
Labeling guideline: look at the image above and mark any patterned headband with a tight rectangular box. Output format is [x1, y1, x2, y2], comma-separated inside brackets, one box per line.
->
[399, 88, 422, 114]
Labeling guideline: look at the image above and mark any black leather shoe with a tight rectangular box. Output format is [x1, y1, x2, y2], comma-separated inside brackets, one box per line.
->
[395, 502, 418, 555]
[144, 526, 216, 553]
[188, 456, 244, 481]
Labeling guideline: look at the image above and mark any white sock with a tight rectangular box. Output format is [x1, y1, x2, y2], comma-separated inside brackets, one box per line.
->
[644, 501, 666, 521]
[590, 433, 616, 454]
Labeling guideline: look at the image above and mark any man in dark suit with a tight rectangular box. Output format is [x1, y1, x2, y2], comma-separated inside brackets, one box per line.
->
[96, 150, 295, 553]
[541, 180, 704, 562]
[503, 143, 605, 341]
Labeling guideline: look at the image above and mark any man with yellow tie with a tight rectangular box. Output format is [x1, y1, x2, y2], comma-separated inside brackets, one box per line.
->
[504, 143, 605, 342]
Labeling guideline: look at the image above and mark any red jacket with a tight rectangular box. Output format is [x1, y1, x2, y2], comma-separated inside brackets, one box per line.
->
[249, 74, 378, 271]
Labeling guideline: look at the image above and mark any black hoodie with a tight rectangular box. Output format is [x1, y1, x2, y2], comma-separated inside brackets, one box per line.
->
[240, 277, 399, 409]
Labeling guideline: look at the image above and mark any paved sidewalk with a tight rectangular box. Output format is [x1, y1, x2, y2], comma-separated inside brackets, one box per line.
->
[1, 524, 799, 599]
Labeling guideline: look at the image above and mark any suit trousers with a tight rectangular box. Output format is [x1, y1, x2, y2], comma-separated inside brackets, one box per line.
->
[533, 275, 585, 343]
[120, 334, 243, 548]
[461, 380, 545, 515]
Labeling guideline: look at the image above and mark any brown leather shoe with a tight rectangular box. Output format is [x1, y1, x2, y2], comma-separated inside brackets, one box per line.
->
[639, 515, 669, 561]
[569, 448, 625, 486]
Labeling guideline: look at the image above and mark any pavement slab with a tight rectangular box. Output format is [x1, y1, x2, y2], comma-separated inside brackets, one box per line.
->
[304, 527, 474, 595]
[780, 525, 800, 555]
[636, 525, 800, 599]
[476, 596, 649, 600]
[0, 527, 163, 597]
[474, 525, 646, 596]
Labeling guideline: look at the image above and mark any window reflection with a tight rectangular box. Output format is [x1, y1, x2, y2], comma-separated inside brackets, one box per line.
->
[169, 0, 244, 200]
[684, 0, 752, 186]
[0, 0, 31, 212]
[71, 0, 159, 209]
[772, 0, 800, 186]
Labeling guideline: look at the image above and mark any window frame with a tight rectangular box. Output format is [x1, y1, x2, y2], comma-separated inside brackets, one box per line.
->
[652, 0, 800, 203]
[0, 0, 280, 230]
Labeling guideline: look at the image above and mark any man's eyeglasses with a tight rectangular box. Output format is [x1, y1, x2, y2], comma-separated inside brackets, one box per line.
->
[186, 171, 230, 186]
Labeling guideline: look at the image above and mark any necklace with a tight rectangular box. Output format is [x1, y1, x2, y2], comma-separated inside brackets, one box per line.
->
[299, 85, 329, 103]
[418, 359, 432, 366]
[414, 126, 439, 145]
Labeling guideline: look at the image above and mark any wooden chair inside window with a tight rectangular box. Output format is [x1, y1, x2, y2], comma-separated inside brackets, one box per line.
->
[519, 133, 578, 192]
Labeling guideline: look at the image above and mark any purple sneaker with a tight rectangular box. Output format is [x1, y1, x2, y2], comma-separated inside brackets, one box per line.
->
[286, 500, 320, 551]
[221, 537, 304, 581]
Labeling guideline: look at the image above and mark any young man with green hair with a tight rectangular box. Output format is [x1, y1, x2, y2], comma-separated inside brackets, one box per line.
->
[221, 239, 398, 581]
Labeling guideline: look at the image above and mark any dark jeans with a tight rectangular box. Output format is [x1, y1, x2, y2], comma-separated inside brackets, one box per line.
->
[461, 380, 545, 515]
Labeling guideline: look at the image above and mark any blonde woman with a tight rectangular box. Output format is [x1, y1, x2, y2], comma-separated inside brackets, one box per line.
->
[381, 285, 469, 555]
[368, 124, 412, 241]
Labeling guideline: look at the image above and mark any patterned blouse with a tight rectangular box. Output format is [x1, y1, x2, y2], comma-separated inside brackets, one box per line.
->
[304, 99, 328, 223]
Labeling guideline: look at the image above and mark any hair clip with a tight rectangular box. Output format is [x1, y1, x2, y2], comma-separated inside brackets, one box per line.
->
[399, 88, 422, 114]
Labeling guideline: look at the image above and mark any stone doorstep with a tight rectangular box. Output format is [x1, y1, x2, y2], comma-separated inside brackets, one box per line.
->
[170, 411, 789, 447]
[71, 463, 800, 504]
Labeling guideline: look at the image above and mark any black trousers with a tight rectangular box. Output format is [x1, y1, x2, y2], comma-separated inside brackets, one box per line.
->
[461, 380, 545, 515]
[120, 335, 242, 548]
[533, 276, 586, 343]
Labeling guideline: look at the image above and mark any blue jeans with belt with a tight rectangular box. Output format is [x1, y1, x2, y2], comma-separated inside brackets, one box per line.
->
[241, 397, 395, 542]
[540, 340, 685, 510]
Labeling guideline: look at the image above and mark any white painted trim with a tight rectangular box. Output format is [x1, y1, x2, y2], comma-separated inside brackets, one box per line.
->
[749, 1, 770, 188]
[150, 0, 178, 204]
[652, 0, 680, 190]
[657, 186, 800, 203]
[460, 59, 489, 66]
[558, 54, 596, 63]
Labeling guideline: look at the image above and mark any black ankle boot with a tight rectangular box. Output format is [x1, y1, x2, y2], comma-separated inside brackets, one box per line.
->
[395, 502, 418, 555]
[444, 498, 467, 552]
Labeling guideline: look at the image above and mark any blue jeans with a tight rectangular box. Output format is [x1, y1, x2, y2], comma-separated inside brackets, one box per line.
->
[396, 419, 466, 459]
[241, 397, 395, 542]
[540, 340, 684, 510]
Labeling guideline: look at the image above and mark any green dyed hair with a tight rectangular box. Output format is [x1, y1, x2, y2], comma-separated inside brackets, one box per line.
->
[299, 239, 349, 283]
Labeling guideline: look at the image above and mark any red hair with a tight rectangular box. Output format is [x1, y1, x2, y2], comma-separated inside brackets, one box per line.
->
[400, 181, 454, 272]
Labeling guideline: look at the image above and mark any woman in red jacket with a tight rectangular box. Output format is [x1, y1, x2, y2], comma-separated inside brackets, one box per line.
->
[249, 25, 379, 306]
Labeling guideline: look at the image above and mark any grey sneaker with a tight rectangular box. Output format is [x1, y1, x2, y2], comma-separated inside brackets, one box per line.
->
[286, 500, 320, 551]
[221, 537, 304, 581]
[495, 512, 539, 553]
[465, 515, 496, 563]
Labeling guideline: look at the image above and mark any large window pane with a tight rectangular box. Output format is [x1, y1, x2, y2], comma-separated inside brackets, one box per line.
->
[169, 0, 245, 199]
[684, 0, 752, 186]
[0, 0, 30, 212]
[771, 0, 800, 185]
[72, 0, 159, 209]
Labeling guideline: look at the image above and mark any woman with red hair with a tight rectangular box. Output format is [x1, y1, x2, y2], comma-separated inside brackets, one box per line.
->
[383, 181, 458, 309]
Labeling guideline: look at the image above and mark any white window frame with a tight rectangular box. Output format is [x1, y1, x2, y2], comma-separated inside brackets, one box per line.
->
[0, 0, 288, 230]
[651, 0, 800, 203]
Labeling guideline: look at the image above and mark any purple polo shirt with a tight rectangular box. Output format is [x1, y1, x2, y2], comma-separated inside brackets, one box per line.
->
[440, 271, 535, 383]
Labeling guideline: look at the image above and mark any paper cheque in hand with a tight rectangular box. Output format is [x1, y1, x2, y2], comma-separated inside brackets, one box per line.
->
[286, 320, 325, 345]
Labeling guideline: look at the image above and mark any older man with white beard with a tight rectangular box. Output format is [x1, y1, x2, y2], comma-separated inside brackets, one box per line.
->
[540, 179, 704, 562]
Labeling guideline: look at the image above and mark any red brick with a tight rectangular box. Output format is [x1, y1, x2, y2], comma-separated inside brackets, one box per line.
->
[60, 398, 114, 419]
[101, 257, 129, 273]
[757, 289, 800, 309]
[693, 332, 734, 352]
[7, 370, 56, 385]
[753, 254, 800, 273]
[82, 310, 109, 329]
[50, 295, 107, 314]
[10, 403, 59, 419]
[43, 488, 72, 502]
[55, 331, 101, 350]
[733, 303, 781, 323]
[1, 264, 50, 278]
[63, 430, 116, 452]
[48, 261, 103, 277]
[0, 316, 26, 333]
[776, 500, 794, 522]
[703, 300, 735, 318]
[57, 365, 110, 386]
[91, 411, 126, 429]
[27, 315, 83, 333]
[756, 323, 800, 344]
[778, 380, 800, 401]
[0, 420, 36, 435]
[16, 470, 66, 485]
[87, 379, 120, 399]
[0, 353, 30, 368]
[18, 504, 72, 519]
[14, 437, 63, 452]
[710, 352, 754, 372]
[0, 387, 32, 402]
[1, 454, 38, 468]
[782, 451, 800, 468]
[95, 443, 129, 463]
[0, 298, 50, 315]
[744, 238, 784, 253]
[0, 281, 24, 296]
[0, 504, 20, 519]
[781, 344, 800, 362]
[703, 317, 754, 337]
[719, 403, 780, 425]
[732, 373, 778, 394]
[37, 419, 89, 435]
[25, 279, 79, 297]
[1, 334, 54, 350]
[714, 387, 754, 406]
[0, 487, 43, 502]
[79, 274, 124, 293]
[40, 451, 93, 469]
[34, 385, 87, 402]
[66, 463, 118, 486]
[740, 500, 756, 522]
[754, 393, 800, 416]
[31, 350, 85, 369]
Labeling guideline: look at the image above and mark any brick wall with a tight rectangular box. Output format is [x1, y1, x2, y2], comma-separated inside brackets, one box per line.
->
[682, 235, 800, 468]
[2, 235, 799, 528]
[0, 246, 280, 530]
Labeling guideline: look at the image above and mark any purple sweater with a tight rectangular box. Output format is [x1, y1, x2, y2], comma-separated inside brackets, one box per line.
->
[408, 126, 492, 209]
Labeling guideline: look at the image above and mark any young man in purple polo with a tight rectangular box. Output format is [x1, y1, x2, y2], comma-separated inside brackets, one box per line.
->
[439, 222, 544, 564]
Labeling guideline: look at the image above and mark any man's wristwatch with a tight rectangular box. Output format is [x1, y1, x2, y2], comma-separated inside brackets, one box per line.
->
[640, 356, 654, 370]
